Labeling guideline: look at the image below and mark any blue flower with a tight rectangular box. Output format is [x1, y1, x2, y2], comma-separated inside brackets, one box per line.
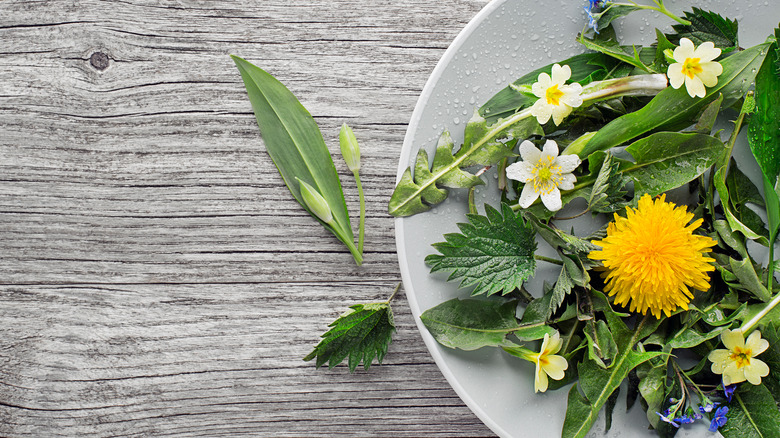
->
[699, 402, 720, 414]
[656, 411, 680, 428]
[678, 415, 696, 425]
[584, 5, 599, 33]
[724, 383, 737, 402]
[709, 406, 729, 432]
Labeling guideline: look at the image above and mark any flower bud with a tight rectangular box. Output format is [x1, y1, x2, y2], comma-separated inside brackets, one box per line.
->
[297, 178, 333, 225]
[339, 123, 361, 172]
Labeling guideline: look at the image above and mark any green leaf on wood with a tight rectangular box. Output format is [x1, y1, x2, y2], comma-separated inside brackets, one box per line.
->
[232, 56, 360, 263]
[304, 302, 395, 372]
[425, 203, 537, 296]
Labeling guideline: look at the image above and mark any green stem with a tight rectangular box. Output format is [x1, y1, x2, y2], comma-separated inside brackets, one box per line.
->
[354, 171, 366, 255]
[740, 281, 780, 333]
[535, 254, 563, 265]
[386, 282, 402, 304]
[620, 1, 691, 25]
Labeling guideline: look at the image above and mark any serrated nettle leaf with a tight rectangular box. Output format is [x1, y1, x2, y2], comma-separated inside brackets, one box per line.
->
[622, 132, 725, 197]
[419, 298, 549, 350]
[719, 384, 780, 438]
[578, 42, 770, 157]
[729, 256, 771, 302]
[425, 203, 537, 296]
[666, 7, 739, 53]
[587, 152, 628, 213]
[232, 56, 360, 263]
[304, 302, 395, 372]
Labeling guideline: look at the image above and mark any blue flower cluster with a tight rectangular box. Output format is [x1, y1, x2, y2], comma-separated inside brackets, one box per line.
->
[654, 383, 737, 432]
[583, 0, 610, 33]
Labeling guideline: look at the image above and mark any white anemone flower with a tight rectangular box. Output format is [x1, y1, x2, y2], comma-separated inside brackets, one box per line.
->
[530, 64, 583, 126]
[506, 139, 581, 212]
[667, 38, 723, 98]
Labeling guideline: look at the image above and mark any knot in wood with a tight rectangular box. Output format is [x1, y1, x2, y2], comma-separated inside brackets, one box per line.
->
[89, 52, 110, 71]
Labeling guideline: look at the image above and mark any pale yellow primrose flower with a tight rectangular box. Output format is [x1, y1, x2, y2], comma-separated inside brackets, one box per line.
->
[506, 139, 581, 212]
[667, 38, 723, 98]
[708, 329, 770, 386]
[530, 332, 568, 393]
[530, 64, 583, 126]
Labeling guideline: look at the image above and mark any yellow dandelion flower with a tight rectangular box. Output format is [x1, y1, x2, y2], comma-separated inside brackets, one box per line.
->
[588, 193, 717, 318]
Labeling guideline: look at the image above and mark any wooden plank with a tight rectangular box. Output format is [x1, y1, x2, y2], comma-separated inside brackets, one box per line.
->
[0, 0, 495, 436]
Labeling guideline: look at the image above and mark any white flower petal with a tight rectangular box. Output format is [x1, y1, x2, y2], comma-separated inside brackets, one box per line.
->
[684, 75, 706, 98]
[667, 63, 685, 89]
[519, 140, 541, 163]
[505, 161, 535, 183]
[540, 187, 562, 211]
[551, 64, 572, 85]
[694, 41, 721, 62]
[542, 355, 568, 380]
[532, 73, 552, 98]
[721, 329, 745, 351]
[518, 183, 540, 208]
[541, 139, 559, 159]
[551, 104, 572, 126]
[534, 362, 549, 393]
[530, 100, 553, 125]
[745, 359, 769, 385]
[560, 88, 583, 108]
[673, 38, 696, 62]
[554, 154, 581, 173]
[745, 331, 769, 355]
[559, 173, 576, 190]
[697, 68, 720, 87]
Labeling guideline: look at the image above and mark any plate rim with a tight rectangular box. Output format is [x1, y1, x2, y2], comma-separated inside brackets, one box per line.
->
[394, 0, 510, 436]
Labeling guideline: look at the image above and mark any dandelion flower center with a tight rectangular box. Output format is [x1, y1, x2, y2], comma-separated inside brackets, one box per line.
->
[588, 194, 717, 318]
[682, 57, 703, 79]
[545, 84, 564, 106]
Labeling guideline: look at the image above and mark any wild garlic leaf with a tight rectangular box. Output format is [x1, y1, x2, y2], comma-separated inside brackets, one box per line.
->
[587, 152, 628, 214]
[666, 8, 739, 53]
[304, 302, 395, 372]
[425, 203, 537, 297]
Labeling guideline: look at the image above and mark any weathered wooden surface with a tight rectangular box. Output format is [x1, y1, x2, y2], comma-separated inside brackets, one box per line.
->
[0, 0, 495, 436]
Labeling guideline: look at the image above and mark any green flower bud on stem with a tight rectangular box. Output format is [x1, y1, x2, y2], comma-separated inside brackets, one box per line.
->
[339, 123, 361, 173]
[297, 177, 334, 225]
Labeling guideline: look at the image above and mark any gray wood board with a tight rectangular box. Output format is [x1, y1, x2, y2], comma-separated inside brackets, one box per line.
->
[0, 0, 497, 437]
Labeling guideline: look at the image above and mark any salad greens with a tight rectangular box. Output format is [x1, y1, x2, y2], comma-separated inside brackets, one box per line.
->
[391, 2, 780, 437]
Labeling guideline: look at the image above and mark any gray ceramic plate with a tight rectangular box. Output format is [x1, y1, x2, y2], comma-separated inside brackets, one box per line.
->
[395, 0, 777, 437]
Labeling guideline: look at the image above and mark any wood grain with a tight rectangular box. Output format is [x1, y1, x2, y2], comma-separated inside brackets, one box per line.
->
[0, 0, 495, 436]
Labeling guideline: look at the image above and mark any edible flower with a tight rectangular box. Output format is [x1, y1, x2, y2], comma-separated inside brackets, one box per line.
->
[588, 194, 717, 318]
[723, 383, 737, 402]
[505, 139, 581, 212]
[530, 332, 568, 393]
[667, 38, 723, 98]
[708, 329, 770, 386]
[708, 406, 729, 432]
[530, 64, 583, 125]
[656, 410, 680, 428]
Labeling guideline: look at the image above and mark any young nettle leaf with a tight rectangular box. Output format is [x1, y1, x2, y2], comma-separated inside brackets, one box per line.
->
[666, 8, 739, 53]
[587, 152, 628, 214]
[304, 299, 396, 373]
[425, 203, 537, 297]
